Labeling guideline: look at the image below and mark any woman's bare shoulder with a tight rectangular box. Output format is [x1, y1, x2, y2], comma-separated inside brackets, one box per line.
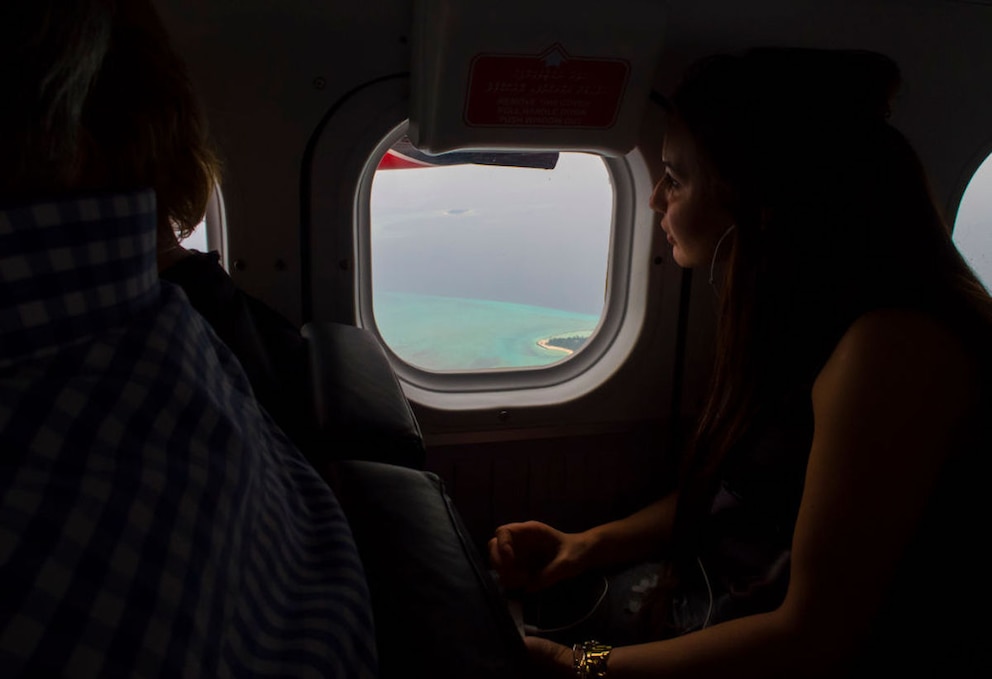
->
[820, 308, 976, 390]
[840, 307, 965, 347]
[811, 307, 978, 454]
[788, 308, 979, 652]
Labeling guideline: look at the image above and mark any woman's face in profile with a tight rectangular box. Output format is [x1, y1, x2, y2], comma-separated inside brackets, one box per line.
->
[650, 119, 735, 269]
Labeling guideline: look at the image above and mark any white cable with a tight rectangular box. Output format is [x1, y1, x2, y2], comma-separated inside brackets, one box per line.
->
[697, 556, 714, 629]
[522, 576, 610, 635]
[709, 224, 737, 285]
[522, 562, 712, 636]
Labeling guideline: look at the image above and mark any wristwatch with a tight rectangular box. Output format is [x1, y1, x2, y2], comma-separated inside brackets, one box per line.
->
[573, 640, 612, 678]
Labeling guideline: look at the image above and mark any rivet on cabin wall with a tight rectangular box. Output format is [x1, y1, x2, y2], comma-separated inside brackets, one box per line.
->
[312, 76, 326, 90]
[497, 410, 510, 423]
[274, 259, 288, 272]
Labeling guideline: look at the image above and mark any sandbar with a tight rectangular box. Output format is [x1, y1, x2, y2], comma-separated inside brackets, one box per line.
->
[536, 338, 574, 355]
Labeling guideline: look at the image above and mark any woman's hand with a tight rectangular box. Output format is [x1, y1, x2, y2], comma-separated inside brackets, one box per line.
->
[488, 520, 591, 592]
[524, 636, 574, 678]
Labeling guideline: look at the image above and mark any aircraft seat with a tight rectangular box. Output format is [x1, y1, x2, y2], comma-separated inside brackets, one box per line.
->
[335, 460, 531, 679]
[302, 322, 530, 677]
[302, 321, 426, 469]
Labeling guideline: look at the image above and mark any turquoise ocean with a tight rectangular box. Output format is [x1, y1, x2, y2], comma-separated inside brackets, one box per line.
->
[373, 291, 601, 371]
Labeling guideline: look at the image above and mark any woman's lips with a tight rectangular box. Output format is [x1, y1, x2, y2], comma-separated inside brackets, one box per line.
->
[660, 221, 675, 245]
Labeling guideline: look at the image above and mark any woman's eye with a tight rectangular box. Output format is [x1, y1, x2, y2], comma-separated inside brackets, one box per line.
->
[662, 172, 681, 190]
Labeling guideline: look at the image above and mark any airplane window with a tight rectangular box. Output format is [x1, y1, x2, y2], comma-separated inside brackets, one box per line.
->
[177, 185, 226, 267]
[953, 150, 992, 290]
[181, 218, 209, 252]
[369, 139, 613, 372]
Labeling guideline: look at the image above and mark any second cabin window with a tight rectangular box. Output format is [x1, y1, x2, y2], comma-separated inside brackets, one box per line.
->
[953, 149, 992, 290]
[369, 137, 614, 371]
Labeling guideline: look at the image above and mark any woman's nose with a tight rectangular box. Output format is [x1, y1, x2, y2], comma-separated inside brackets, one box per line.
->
[649, 179, 667, 215]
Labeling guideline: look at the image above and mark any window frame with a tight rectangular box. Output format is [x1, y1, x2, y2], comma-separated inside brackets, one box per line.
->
[355, 120, 640, 397]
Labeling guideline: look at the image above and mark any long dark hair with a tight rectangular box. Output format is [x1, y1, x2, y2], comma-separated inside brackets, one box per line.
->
[668, 47, 992, 540]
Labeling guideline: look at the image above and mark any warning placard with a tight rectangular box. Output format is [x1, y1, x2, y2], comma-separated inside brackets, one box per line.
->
[463, 43, 630, 129]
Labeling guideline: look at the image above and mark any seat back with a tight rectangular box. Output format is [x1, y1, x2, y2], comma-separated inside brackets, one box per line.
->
[335, 460, 532, 679]
[302, 321, 426, 469]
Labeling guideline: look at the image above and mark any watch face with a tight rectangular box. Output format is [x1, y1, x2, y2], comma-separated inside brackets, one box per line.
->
[584, 642, 611, 678]
[575, 640, 611, 677]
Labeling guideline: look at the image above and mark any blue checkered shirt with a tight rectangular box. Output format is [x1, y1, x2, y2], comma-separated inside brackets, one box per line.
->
[0, 190, 377, 677]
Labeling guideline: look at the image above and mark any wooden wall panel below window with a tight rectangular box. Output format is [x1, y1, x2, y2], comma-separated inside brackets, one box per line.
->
[424, 424, 677, 556]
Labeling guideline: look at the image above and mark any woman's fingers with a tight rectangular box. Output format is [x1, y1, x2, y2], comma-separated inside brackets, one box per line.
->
[494, 525, 516, 560]
[487, 537, 501, 568]
[524, 636, 574, 678]
[490, 527, 528, 589]
[489, 526, 518, 573]
[490, 521, 566, 591]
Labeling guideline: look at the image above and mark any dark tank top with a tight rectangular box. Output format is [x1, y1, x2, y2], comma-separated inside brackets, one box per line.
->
[695, 388, 814, 624]
[687, 356, 988, 676]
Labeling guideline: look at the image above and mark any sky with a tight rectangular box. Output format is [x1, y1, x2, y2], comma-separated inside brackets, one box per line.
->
[369, 152, 613, 316]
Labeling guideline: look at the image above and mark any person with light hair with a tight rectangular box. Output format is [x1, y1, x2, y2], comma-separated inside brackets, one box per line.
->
[0, 3, 376, 676]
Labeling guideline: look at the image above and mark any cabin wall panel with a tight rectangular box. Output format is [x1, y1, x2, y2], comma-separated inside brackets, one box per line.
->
[425, 426, 671, 553]
[492, 455, 530, 531]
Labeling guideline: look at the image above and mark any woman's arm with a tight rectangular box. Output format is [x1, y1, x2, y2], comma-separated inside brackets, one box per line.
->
[490, 493, 679, 591]
[531, 309, 977, 678]
[581, 491, 680, 570]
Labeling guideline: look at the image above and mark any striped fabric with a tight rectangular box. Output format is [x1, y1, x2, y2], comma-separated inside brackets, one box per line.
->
[0, 190, 377, 678]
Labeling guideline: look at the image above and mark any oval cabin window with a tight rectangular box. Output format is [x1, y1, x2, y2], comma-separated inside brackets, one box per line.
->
[954, 150, 992, 290]
[368, 137, 614, 372]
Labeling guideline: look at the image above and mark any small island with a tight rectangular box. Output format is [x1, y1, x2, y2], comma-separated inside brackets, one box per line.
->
[536, 333, 591, 356]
